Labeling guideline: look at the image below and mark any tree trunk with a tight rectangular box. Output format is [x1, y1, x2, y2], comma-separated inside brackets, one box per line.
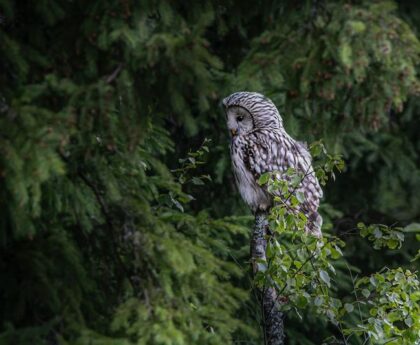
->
[252, 212, 285, 345]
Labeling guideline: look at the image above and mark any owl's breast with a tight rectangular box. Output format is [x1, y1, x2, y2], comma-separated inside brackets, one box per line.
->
[230, 140, 271, 212]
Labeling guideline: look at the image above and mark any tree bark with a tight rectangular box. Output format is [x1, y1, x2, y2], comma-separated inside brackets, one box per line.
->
[252, 212, 285, 345]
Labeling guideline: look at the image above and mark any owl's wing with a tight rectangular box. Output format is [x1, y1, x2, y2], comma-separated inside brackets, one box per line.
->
[244, 130, 323, 234]
[243, 131, 316, 186]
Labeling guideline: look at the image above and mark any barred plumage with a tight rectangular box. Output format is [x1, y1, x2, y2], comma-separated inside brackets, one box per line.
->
[223, 91, 323, 236]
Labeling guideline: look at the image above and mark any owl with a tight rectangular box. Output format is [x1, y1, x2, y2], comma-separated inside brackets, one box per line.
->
[223, 91, 323, 236]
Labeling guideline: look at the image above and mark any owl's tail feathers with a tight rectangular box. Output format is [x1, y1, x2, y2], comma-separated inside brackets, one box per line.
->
[307, 212, 323, 238]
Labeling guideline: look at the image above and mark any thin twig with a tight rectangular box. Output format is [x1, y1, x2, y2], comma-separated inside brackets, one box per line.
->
[105, 63, 123, 84]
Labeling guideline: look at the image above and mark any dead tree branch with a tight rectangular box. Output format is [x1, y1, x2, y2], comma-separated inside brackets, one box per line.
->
[252, 212, 285, 345]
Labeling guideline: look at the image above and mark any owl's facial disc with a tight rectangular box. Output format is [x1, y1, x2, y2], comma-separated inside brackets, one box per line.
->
[226, 106, 253, 137]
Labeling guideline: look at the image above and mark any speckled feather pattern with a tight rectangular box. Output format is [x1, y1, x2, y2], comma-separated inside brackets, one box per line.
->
[224, 92, 323, 236]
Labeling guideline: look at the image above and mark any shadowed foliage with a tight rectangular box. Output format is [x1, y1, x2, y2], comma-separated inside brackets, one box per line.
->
[0, 1, 419, 344]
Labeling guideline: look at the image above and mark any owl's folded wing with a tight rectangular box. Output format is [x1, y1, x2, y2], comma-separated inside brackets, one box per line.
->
[243, 132, 313, 182]
[242, 131, 323, 235]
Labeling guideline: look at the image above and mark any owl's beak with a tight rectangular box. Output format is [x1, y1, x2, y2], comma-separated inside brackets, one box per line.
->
[230, 128, 237, 137]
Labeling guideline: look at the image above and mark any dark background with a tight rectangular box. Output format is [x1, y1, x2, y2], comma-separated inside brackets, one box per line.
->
[0, 1, 419, 344]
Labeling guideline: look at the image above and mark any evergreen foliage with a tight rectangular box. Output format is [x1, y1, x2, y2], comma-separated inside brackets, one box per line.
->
[0, 1, 419, 344]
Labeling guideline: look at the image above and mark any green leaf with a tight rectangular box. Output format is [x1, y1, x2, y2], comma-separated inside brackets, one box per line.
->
[296, 191, 305, 203]
[291, 174, 301, 187]
[404, 317, 413, 327]
[320, 270, 331, 287]
[344, 303, 354, 313]
[404, 223, 420, 233]
[362, 289, 370, 298]
[314, 296, 324, 307]
[258, 173, 270, 185]
[339, 42, 352, 68]
[348, 20, 366, 33]
[387, 239, 399, 249]
[296, 294, 308, 308]
[373, 228, 382, 238]
[191, 177, 205, 185]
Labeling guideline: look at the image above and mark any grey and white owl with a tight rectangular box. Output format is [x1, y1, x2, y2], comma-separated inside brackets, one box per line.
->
[223, 91, 323, 236]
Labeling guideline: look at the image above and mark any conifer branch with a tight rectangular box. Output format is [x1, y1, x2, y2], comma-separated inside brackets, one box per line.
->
[75, 169, 136, 291]
[58, 152, 136, 292]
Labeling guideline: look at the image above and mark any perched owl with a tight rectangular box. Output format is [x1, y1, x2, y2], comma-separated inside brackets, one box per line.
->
[223, 92, 323, 236]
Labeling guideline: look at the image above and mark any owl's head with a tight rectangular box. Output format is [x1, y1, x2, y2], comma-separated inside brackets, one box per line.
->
[222, 91, 283, 137]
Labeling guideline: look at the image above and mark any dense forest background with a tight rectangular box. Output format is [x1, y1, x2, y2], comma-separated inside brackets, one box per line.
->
[0, 1, 419, 344]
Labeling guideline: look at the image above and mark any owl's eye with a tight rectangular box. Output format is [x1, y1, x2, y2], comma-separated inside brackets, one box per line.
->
[237, 115, 244, 122]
